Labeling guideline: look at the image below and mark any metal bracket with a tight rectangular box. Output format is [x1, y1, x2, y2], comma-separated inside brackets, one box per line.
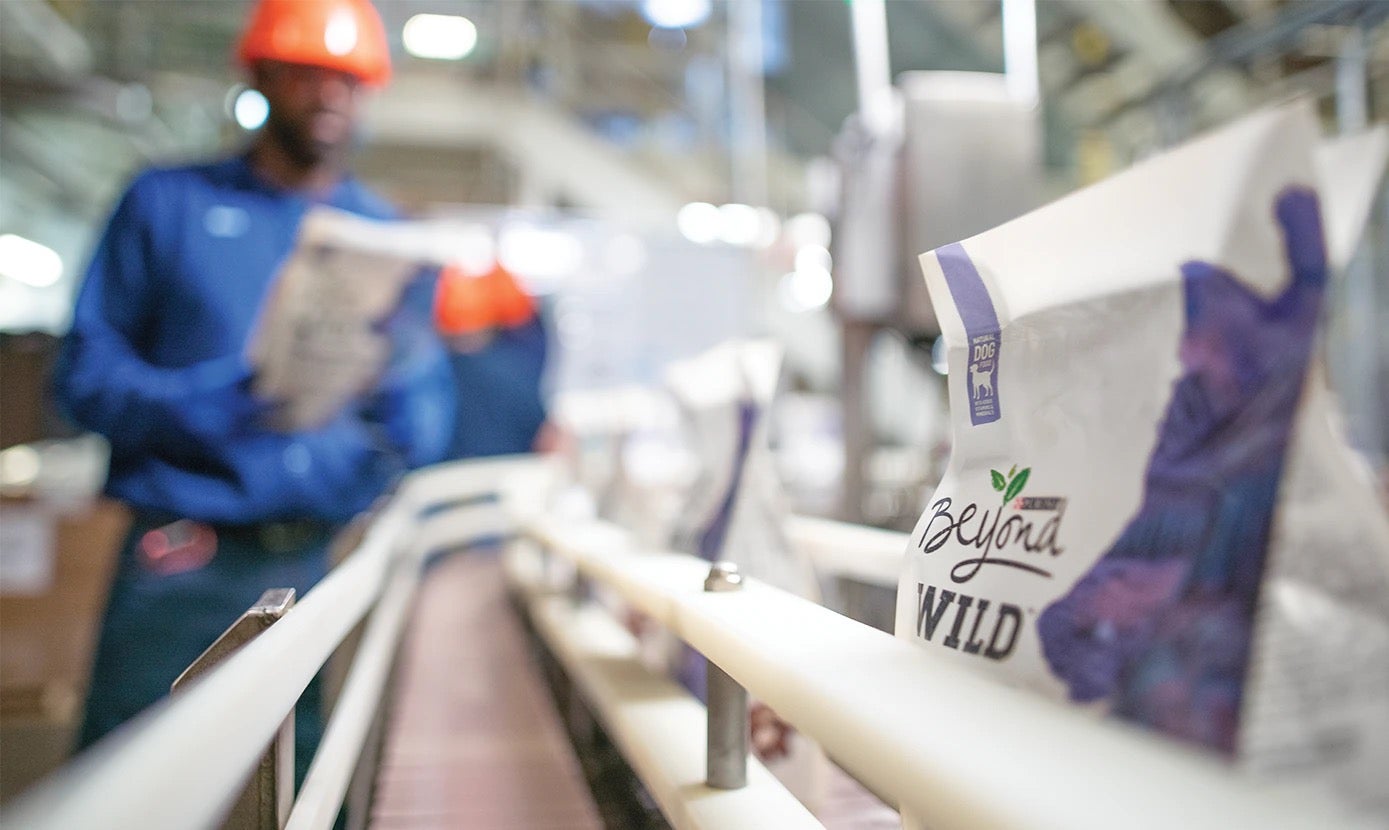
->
[173, 588, 297, 830]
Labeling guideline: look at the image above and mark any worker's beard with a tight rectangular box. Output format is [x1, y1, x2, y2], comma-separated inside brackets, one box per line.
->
[264, 109, 349, 171]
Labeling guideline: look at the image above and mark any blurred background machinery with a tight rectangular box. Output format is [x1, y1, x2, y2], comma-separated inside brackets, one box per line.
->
[4, 0, 1386, 510]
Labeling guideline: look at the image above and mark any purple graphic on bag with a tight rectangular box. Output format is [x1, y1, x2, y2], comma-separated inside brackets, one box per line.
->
[695, 399, 760, 562]
[680, 398, 761, 701]
[1037, 188, 1326, 755]
[938, 243, 1003, 426]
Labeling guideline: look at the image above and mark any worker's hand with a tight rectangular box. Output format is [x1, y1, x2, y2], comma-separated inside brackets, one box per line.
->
[531, 420, 566, 454]
[166, 356, 280, 449]
[360, 384, 451, 469]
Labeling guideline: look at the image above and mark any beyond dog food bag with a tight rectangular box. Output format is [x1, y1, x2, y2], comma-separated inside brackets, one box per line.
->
[666, 339, 819, 600]
[894, 101, 1389, 816]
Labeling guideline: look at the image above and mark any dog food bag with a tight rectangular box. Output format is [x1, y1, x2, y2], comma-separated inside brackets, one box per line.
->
[894, 100, 1389, 816]
[666, 339, 820, 600]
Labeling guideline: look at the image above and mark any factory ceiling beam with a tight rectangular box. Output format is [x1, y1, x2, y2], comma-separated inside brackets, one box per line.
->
[364, 73, 690, 220]
[1053, 0, 1253, 132]
[0, 0, 92, 81]
[1096, 0, 1388, 129]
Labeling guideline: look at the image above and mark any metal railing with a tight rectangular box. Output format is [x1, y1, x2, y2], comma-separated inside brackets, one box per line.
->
[3, 455, 1376, 829]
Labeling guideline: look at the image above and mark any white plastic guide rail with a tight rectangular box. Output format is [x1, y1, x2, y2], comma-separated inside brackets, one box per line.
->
[1, 457, 1373, 830]
[522, 514, 1376, 830]
[0, 458, 528, 830]
[784, 514, 906, 587]
[504, 543, 821, 830]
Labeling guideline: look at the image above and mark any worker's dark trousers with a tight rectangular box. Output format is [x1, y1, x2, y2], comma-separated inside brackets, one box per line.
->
[77, 512, 335, 789]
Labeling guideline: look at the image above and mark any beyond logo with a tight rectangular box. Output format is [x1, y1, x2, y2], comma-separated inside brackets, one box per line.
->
[911, 466, 1067, 662]
[915, 465, 1066, 584]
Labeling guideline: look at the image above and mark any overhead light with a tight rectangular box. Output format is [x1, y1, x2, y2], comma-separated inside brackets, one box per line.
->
[678, 203, 779, 248]
[403, 14, 478, 61]
[794, 244, 832, 275]
[233, 88, 269, 130]
[677, 202, 721, 244]
[785, 212, 831, 249]
[931, 337, 949, 376]
[0, 234, 63, 288]
[718, 203, 761, 246]
[324, 7, 360, 56]
[778, 266, 832, 313]
[754, 207, 781, 248]
[641, 0, 711, 30]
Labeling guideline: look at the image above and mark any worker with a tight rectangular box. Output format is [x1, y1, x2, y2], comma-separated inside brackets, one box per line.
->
[52, 0, 454, 786]
[434, 261, 555, 457]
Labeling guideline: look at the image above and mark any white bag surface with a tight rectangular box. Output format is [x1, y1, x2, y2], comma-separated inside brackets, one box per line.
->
[895, 101, 1389, 816]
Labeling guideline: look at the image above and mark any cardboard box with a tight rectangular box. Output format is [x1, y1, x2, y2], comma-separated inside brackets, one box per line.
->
[0, 497, 128, 803]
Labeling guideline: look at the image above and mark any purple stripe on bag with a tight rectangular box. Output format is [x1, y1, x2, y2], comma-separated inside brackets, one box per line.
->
[937, 243, 1001, 425]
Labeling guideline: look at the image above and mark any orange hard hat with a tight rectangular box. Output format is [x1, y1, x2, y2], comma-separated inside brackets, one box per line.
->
[487, 265, 538, 328]
[435, 263, 537, 337]
[237, 0, 391, 87]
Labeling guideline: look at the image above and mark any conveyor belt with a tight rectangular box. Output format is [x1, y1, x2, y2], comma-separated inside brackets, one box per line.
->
[371, 552, 602, 829]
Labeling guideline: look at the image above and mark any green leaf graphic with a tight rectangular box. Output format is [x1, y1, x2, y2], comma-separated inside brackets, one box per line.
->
[1008, 464, 1017, 478]
[990, 470, 1006, 491]
[1003, 467, 1030, 504]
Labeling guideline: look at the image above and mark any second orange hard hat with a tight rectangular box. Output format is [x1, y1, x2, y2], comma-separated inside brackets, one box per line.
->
[435, 264, 538, 337]
[237, 0, 391, 86]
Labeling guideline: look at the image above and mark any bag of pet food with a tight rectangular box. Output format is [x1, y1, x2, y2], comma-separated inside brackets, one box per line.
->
[894, 101, 1389, 818]
[666, 339, 820, 601]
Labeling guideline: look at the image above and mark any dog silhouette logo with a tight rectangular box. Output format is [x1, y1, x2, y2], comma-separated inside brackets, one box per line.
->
[970, 364, 993, 400]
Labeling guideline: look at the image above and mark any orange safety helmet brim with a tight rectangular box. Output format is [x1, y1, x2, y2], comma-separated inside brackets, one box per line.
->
[487, 266, 539, 328]
[434, 264, 537, 337]
[238, 0, 392, 87]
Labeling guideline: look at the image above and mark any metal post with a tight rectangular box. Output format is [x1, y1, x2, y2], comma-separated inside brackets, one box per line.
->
[840, 319, 876, 523]
[1333, 24, 1384, 464]
[849, 0, 892, 133]
[1002, 0, 1039, 108]
[173, 588, 297, 830]
[703, 562, 747, 790]
[727, 0, 768, 206]
[1335, 24, 1368, 134]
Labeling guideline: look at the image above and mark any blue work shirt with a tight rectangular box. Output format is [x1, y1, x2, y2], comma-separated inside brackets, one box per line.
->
[54, 155, 455, 524]
[446, 317, 549, 459]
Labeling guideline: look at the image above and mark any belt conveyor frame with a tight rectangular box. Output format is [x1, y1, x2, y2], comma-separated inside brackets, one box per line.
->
[0, 456, 1367, 830]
